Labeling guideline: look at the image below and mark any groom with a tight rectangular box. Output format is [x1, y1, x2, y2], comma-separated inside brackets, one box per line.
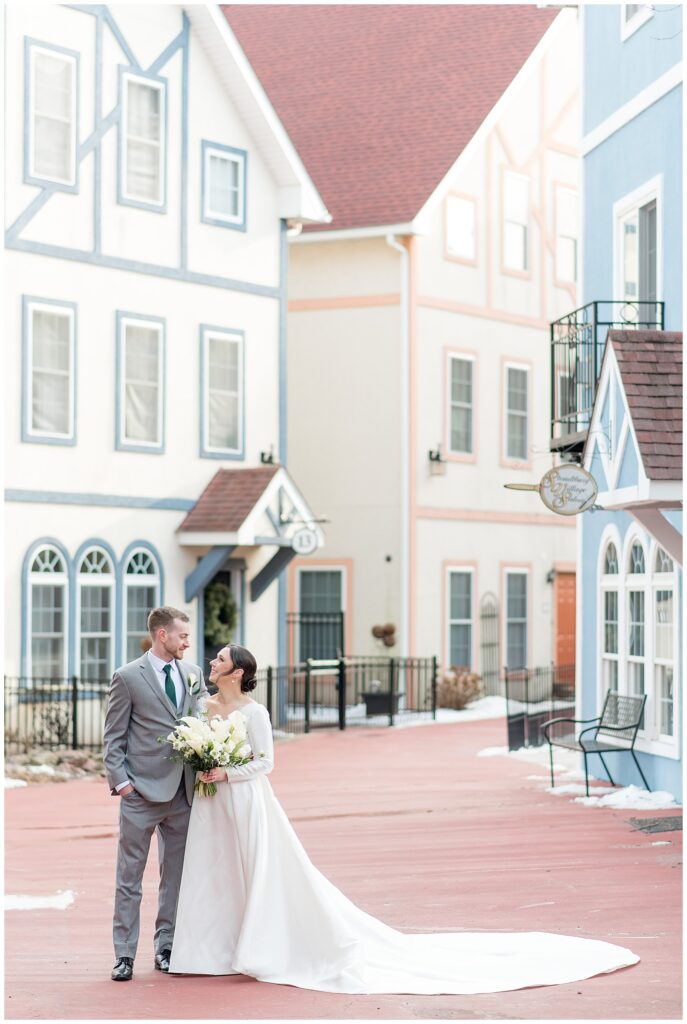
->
[103, 606, 208, 982]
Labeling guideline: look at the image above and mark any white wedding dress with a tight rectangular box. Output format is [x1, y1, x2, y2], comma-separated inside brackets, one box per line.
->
[169, 702, 639, 993]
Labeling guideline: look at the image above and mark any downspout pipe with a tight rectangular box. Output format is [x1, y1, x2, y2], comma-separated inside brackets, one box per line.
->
[386, 234, 410, 658]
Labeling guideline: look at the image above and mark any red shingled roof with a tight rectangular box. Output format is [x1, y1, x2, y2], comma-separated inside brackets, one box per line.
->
[178, 466, 280, 533]
[609, 330, 683, 481]
[221, 4, 558, 231]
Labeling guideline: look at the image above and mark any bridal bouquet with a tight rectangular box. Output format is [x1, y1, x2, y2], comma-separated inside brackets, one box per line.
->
[162, 710, 254, 797]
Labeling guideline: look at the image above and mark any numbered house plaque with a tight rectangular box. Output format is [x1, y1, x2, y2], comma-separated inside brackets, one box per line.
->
[292, 527, 318, 555]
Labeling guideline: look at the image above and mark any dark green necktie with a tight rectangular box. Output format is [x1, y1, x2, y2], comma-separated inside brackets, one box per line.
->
[163, 664, 177, 709]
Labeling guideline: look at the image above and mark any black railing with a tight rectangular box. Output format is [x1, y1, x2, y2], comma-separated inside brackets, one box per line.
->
[4, 677, 110, 752]
[504, 664, 575, 750]
[6, 657, 438, 749]
[550, 300, 664, 455]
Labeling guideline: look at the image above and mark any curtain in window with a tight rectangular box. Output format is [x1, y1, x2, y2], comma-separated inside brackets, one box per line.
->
[208, 336, 240, 450]
[450, 360, 472, 453]
[126, 81, 161, 201]
[506, 574, 527, 669]
[80, 585, 112, 682]
[32, 309, 71, 434]
[446, 196, 475, 260]
[655, 589, 674, 736]
[506, 367, 528, 459]
[449, 573, 472, 668]
[31, 584, 65, 679]
[124, 324, 160, 444]
[33, 51, 72, 180]
[209, 155, 240, 218]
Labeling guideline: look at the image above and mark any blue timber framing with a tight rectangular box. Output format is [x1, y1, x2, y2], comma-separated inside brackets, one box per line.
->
[185, 546, 235, 603]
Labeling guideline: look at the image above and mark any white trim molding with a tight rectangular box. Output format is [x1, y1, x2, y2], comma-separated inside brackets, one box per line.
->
[582, 63, 682, 155]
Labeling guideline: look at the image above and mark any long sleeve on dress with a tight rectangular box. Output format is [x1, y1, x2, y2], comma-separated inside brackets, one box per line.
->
[226, 705, 274, 782]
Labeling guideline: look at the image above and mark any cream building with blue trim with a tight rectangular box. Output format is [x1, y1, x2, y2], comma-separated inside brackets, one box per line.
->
[4, 4, 329, 689]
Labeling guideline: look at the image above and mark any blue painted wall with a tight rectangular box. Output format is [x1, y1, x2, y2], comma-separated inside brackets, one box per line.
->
[580, 508, 682, 801]
[583, 5, 682, 133]
[583, 85, 683, 327]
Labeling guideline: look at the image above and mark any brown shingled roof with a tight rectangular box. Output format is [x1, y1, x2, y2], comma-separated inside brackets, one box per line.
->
[222, 4, 558, 232]
[609, 330, 683, 481]
[178, 466, 280, 533]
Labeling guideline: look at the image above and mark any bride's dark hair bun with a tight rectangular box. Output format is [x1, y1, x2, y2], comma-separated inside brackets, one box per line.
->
[229, 644, 258, 693]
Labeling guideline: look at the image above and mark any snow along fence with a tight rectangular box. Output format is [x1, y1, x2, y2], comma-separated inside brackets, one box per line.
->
[503, 663, 575, 751]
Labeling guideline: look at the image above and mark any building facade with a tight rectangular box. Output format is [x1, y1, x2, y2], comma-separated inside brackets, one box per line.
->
[227, 5, 579, 681]
[4, 3, 328, 693]
[553, 3, 683, 797]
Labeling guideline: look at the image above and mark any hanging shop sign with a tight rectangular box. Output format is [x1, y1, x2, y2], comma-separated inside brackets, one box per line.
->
[504, 465, 598, 516]
[291, 527, 318, 555]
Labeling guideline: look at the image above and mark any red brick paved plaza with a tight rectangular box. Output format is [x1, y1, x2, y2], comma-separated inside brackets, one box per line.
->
[5, 717, 682, 1020]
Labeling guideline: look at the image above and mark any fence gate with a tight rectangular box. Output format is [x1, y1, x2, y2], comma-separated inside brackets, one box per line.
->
[479, 593, 500, 695]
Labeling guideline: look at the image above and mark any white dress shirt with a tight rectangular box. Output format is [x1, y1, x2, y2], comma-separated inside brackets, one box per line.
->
[115, 652, 185, 793]
[147, 650, 185, 709]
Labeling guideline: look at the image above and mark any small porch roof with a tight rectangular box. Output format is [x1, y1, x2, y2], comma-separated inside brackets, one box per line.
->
[177, 465, 325, 601]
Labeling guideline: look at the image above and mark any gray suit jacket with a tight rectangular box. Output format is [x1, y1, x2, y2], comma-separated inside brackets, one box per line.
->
[103, 654, 208, 803]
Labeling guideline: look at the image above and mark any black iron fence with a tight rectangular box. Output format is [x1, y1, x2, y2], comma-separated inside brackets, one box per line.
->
[5, 656, 438, 750]
[504, 664, 575, 750]
[4, 677, 110, 752]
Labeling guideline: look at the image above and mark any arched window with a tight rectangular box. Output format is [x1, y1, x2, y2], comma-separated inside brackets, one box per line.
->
[604, 542, 619, 575]
[77, 547, 114, 681]
[600, 541, 619, 693]
[28, 545, 68, 680]
[628, 542, 645, 575]
[625, 539, 646, 726]
[655, 548, 674, 574]
[124, 548, 160, 662]
[653, 547, 675, 739]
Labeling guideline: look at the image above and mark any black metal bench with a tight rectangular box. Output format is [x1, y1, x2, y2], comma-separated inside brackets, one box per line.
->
[543, 691, 650, 797]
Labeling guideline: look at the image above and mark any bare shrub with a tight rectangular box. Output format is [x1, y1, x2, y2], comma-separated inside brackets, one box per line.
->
[437, 667, 483, 710]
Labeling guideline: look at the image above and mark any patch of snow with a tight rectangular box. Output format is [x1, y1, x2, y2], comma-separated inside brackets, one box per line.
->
[26, 764, 57, 775]
[505, 697, 574, 715]
[476, 744, 576, 772]
[651, 841, 672, 846]
[546, 783, 610, 797]
[6, 890, 75, 910]
[285, 696, 508, 729]
[574, 785, 680, 811]
[4, 778, 28, 789]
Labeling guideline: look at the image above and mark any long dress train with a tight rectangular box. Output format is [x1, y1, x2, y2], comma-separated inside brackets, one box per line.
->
[169, 702, 638, 994]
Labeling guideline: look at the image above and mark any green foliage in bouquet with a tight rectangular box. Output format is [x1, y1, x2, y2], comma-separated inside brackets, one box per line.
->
[204, 580, 238, 646]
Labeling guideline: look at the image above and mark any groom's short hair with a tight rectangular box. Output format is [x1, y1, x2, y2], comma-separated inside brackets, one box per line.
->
[147, 606, 190, 638]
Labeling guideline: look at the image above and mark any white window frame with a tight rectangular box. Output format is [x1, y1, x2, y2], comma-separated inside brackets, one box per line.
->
[27, 41, 78, 187]
[598, 535, 621, 701]
[25, 298, 76, 443]
[120, 70, 166, 209]
[447, 354, 475, 456]
[504, 361, 530, 463]
[554, 185, 578, 285]
[502, 169, 530, 273]
[597, 526, 679, 759]
[504, 568, 528, 671]
[123, 548, 161, 664]
[446, 567, 474, 669]
[202, 141, 247, 229]
[27, 544, 69, 681]
[76, 547, 115, 683]
[200, 326, 244, 458]
[445, 193, 477, 263]
[613, 175, 663, 309]
[620, 4, 654, 41]
[117, 314, 165, 451]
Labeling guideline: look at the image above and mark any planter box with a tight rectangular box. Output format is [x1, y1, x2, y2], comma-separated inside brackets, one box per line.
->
[361, 691, 400, 717]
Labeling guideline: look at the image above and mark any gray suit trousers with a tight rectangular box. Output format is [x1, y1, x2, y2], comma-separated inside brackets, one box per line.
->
[113, 780, 191, 959]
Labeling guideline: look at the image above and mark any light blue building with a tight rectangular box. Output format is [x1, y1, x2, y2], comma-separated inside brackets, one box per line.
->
[550, 4, 682, 799]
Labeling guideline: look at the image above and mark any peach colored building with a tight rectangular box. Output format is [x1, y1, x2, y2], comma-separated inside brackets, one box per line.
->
[226, 5, 580, 684]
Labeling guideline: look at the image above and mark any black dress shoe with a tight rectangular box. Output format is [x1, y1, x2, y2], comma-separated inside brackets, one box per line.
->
[154, 949, 172, 972]
[111, 957, 134, 981]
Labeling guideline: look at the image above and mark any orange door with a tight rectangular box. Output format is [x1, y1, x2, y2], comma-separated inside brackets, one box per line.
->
[554, 572, 576, 668]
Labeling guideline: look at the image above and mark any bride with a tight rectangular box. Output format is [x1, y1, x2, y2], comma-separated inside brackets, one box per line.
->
[169, 643, 638, 993]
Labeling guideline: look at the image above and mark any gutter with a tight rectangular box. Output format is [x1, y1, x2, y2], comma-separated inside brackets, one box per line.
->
[386, 234, 410, 658]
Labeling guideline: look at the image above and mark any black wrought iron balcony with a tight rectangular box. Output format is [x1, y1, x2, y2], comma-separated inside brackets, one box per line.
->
[550, 300, 665, 459]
